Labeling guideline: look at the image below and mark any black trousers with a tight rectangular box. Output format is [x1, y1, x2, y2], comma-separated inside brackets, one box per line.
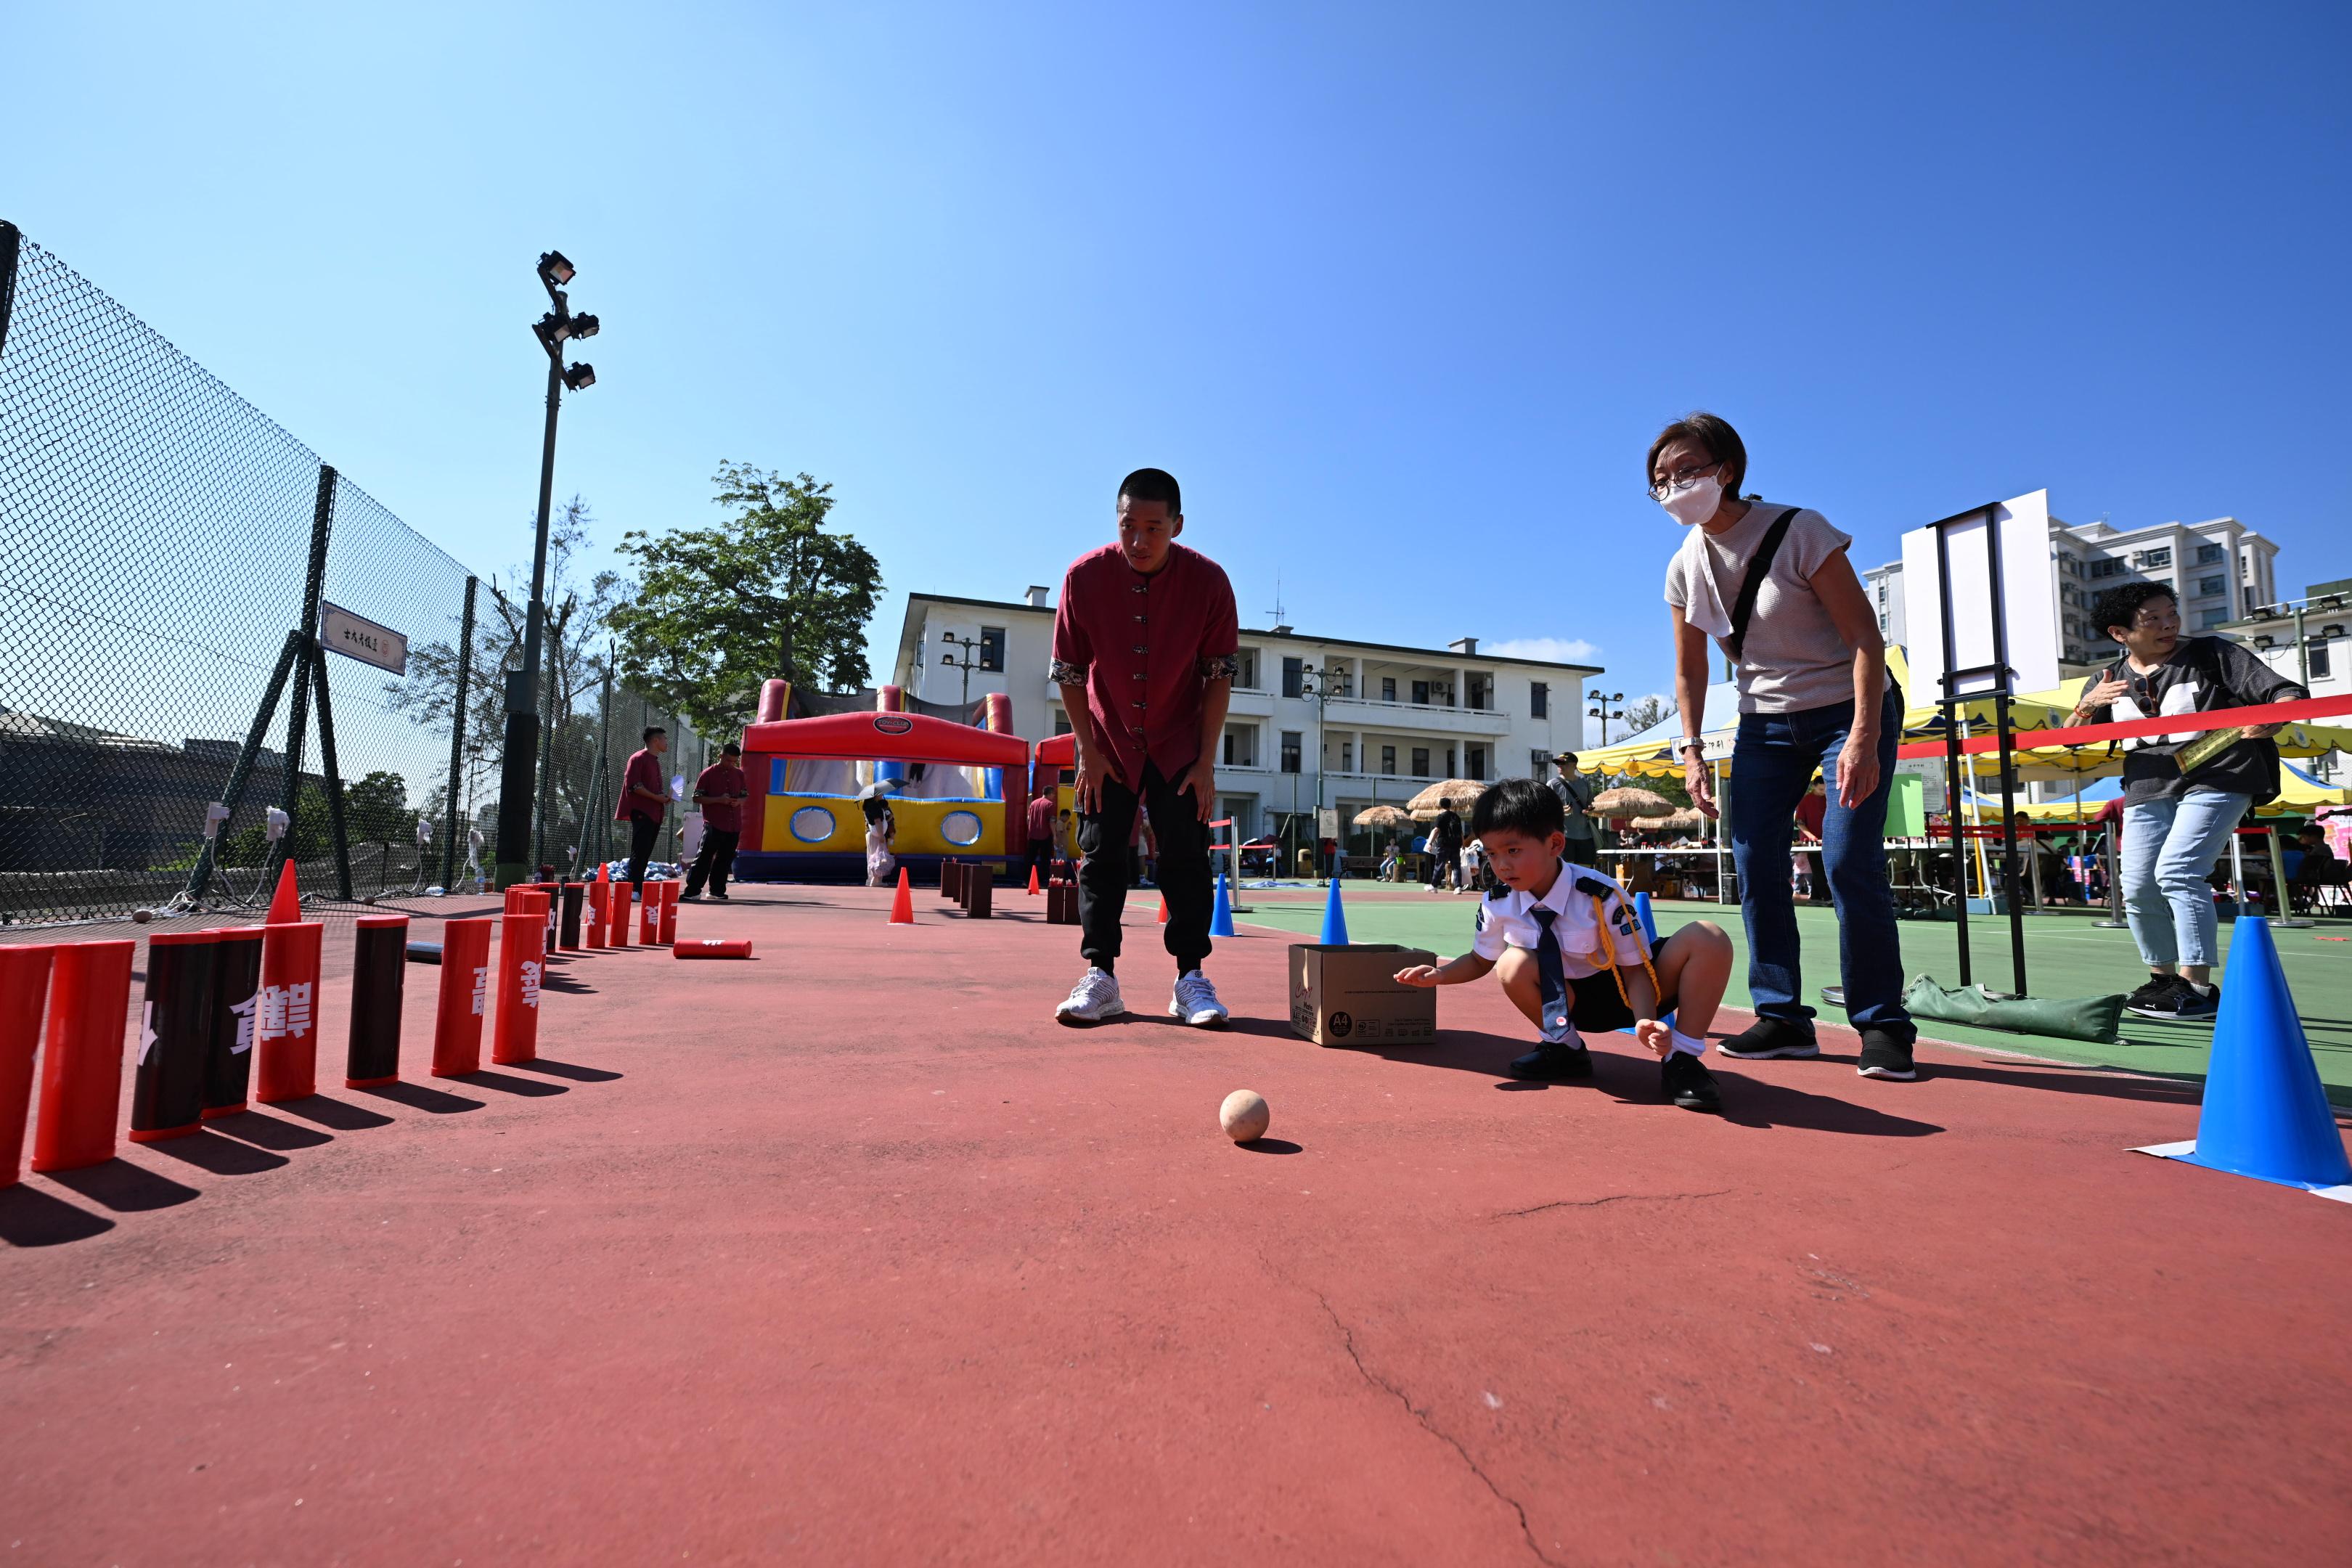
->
[687, 827, 739, 896]
[1079, 762, 1212, 974]
[1026, 843, 1055, 886]
[625, 814, 661, 891]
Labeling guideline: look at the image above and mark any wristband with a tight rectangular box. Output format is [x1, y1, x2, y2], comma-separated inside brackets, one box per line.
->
[1675, 738, 1705, 755]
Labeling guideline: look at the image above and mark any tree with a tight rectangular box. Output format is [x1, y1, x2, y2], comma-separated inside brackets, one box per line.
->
[1620, 694, 1669, 735]
[605, 465, 883, 738]
[345, 770, 410, 846]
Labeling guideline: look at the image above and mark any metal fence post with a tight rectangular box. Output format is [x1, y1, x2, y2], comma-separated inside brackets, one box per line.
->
[274, 464, 336, 885]
[308, 643, 354, 900]
[0, 221, 20, 362]
[441, 576, 478, 891]
[181, 629, 306, 904]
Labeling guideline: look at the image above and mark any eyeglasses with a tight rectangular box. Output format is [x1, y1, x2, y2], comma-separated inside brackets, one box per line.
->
[1647, 461, 1720, 502]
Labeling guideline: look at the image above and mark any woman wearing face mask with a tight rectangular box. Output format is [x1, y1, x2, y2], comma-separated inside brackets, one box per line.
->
[1654, 412, 1918, 1080]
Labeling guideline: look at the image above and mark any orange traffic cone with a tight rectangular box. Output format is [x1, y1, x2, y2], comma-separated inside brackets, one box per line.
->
[266, 860, 301, 924]
[1157, 893, 1169, 924]
[889, 867, 915, 926]
[1027, 865, 1041, 896]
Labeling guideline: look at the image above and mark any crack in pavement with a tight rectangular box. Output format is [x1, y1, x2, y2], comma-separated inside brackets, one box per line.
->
[1493, 1188, 1733, 1220]
[1313, 1292, 1564, 1568]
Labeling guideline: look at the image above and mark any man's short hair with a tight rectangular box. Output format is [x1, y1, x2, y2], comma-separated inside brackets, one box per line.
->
[1471, 777, 1565, 839]
[1647, 411, 1748, 497]
[2094, 581, 2178, 641]
[1118, 467, 1182, 515]
[642, 725, 667, 743]
[2299, 823, 2324, 838]
[721, 741, 742, 756]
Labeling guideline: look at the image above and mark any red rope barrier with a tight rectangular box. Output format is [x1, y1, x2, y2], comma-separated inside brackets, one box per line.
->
[1892, 692, 2352, 761]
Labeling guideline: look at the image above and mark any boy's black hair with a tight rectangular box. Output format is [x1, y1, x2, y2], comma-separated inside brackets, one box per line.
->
[1469, 776, 1564, 838]
[642, 725, 667, 743]
[721, 740, 742, 755]
[1118, 467, 1182, 514]
[2094, 580, 2178, 642]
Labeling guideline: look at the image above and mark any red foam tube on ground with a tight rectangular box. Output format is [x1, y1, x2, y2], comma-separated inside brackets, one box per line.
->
[1, 946, 57, 1187]
[131, 929, 219, 1143]
[201, 926, 266, 1119]
[608, 883, 631, 949]
[638, 883, 660, 944]
[673, 939, 753, 960]
[432, 917, 493, 1077]
[656, 879, 678, 945]
[255, 920, 324, 1104]
[30, 940, 136, 1173]
[492, 911, 544, 1065]
[346, 914, 409, 1088]
[585, 880, 608, 950]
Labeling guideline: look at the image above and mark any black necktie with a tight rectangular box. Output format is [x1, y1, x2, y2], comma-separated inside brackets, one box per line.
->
[1530, 906, 1570, 1042]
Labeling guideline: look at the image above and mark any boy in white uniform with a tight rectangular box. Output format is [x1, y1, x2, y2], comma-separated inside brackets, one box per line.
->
[1395, 778, 1734, 1112]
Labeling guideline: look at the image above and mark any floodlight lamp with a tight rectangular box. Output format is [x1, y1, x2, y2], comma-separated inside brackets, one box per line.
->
[562, 362, 597, 391]
[539, 250, 576, 286]
[532, 314, 564, 354]
[568, 313, 600, 340]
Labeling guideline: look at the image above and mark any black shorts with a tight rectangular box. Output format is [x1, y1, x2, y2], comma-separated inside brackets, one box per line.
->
[1568, 969, 1636, 1032]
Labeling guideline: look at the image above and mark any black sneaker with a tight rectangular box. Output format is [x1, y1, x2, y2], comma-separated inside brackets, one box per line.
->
[2124, 976, 2194, 1019]
[1717, 1017, 1821, 1060]
[1661, 1051, 1723, 1113]
[1855, 1028, 1918, 1080]
[1508, 1042, 1594, 1081]
[709, 891, 732, 902]
[678, 891, 705, 903]
[2152, 981, 2221, 1022]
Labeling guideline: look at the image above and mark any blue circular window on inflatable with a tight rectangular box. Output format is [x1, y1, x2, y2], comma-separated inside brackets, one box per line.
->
[788, 805, 839, 844]
[940, 809, 984, 847]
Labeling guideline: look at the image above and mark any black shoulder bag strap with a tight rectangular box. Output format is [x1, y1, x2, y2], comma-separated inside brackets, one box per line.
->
[1725, 508, 1800, 662]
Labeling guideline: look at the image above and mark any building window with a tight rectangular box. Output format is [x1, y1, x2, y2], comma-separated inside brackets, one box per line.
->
[978, 626, 1007, 672]
[1381, 677, 1397, 703]
[1410, 746, 1430, 777]
[2197, 543, 2225, 564]
[1466, 674, 1491, 711]
[1381, 746, 1397, 775]
[1410, 679, 1430, 706]
[2090, 559, 2120, 579]
[2199, 575, 2226, 598]
[2199, 608, 2229, 629]
[1466, 745, 1487, 781]
[1531, 748, 1551, 777]
[1445, 747, 1457, 776]
[1282, 657, 1304, 699]
[1530, 681, 1548, 719]
[1052, 709, 1072, 735]
[2311, 641, 2334, 680]
[1235, 648, 1260, 690]
[1222, 727, 1257, 767]
[1279, 732, 1302, 773]
[1339, 741, 1354, 772]
[2141, 547, 2172, 568]
[1878, 613, 1889, 633]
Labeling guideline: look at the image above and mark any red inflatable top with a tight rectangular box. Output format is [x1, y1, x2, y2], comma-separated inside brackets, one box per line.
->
[742, 711, 1030, 768]
[1034, 732, 1076, 767]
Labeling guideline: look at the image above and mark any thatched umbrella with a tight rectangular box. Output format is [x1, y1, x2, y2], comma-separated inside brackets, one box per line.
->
[1405, 779, 1485, 820]
[1591, 785, 1675, 818]
[1628, 808, 1706, 833]
[1353, 804, 1413, 830]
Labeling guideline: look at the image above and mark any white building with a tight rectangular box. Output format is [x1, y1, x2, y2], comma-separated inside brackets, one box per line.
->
[891, 589, 1604, 846]
[2221, 577, 2351, 780]
[1863, 513, 2281, 677]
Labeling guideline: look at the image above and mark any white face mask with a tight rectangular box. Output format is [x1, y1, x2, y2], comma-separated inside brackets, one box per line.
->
[1657, 474, 1722, 526]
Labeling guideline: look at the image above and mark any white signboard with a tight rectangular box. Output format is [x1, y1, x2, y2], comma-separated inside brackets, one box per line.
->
[1316, 807, 1340, 838]
[1899, 489, 2059, 701]
[319, 602, 409, 675]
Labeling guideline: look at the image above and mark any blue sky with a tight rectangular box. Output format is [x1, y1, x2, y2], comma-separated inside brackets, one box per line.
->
[12, 1, 2348, 738]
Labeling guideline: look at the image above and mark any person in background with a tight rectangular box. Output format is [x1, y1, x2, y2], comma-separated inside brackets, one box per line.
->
[2291, 822, 2336, 913]
[1548, 752, 1599, 865]
[1459, 833, 1485, 896]
[2065, 580, 2303, 1020]
[1054, 807, 1077, 880]
[616, 726, 671, 905]
[1025, 788, 1058, 889]
[681, 740, 747, 902]
[861, 793, 897, 886]
[1380, 837, 1402, 882]
[1426, 804, 1464, 894]
[1793, 777, 1828, 902]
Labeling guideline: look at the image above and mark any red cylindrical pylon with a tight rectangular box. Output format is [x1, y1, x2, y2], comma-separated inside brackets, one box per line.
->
[431, 917, 494, 1077]
[201, 926, 266, 1119]
[131, 928, 219, 1143]
[1, 946, 56, 1188]
[584, 877, 608, 950]
[560, 883, 586, 950]
[255, 920, 324, 1104]
[889, 867, 915, 925]
[345, 914, 409, 1088]
[539, 883, 559, 957]
[30, 940, 135, 1173]
[656, 880, 679, 945]
[674, 939, 753, 959]
[491, 910, 544, 1065]
[607, 879, 631, 949]
[637, 882, 660, 945]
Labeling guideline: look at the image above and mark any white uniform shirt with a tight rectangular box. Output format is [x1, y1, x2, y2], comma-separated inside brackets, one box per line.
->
[1469, 862, 1651, 979]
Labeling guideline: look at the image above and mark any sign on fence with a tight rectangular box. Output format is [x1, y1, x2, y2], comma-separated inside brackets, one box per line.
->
[319, 602, 408, 674]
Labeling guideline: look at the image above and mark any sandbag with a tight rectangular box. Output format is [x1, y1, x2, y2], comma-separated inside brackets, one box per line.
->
[1902, 976, 2126, 1045]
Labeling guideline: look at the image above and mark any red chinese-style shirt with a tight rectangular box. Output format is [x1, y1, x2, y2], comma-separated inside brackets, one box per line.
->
[694, 761, 747, 833]
[1050, 542, 1239, 790]
[615, 749, 667, 822]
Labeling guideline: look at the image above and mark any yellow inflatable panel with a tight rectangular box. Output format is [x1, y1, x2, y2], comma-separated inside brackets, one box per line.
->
[760, 795, 1005, 857]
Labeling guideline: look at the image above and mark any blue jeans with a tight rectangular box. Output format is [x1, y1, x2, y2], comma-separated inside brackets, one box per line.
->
[1729, 683, 1914, 1042]
[2120, 791, 2250, 968]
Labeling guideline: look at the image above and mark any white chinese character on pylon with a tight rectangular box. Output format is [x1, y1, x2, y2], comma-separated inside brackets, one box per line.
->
[139, 1001, 158, 1065]
[258, 984, 288, 1042]
[285, 981, 312, 1038]
[228, 992, 258, 1054]
[520, 960, 542, 1008]
[470, 966, 489, 1016]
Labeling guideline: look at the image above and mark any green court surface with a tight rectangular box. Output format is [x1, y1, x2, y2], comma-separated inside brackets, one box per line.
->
[1234, 889, 2352, 1104]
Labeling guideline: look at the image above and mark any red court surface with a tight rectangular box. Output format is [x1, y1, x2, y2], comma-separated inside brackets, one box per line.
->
[5, 884, 2349, 1566]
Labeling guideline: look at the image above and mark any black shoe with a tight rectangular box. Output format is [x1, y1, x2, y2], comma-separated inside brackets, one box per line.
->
[709, 891, 731, 902]
[1661, 1050, 1723, 1112]
[1856, 1028, 1918, 1080]
[1717, 1017, 1821, 1060]
[2146, 981, 2221, 1022]
[2124, 976, 2196, 1019]
[678, 891, 704, 902]
[1508, 1042, 1594, 1081]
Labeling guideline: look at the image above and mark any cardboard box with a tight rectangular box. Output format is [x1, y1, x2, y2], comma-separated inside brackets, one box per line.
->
[1289, 943, 1437, 1047]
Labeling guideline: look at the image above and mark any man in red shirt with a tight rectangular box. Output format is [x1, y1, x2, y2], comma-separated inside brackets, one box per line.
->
[1794, 777, 1828, 902]
[1049, 468, 1238, 1027]
[614, 726, 671, 902]
[1025, 788, 1057, 889]
[683, 740, 748, 901]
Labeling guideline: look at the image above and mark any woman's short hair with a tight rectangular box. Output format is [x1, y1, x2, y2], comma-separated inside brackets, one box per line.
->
[1647, 412, 1748, 497]
[2094, 580, 2178, 640]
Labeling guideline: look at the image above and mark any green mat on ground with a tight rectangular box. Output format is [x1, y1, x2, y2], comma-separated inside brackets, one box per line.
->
[1903, 976, 2126, 1044]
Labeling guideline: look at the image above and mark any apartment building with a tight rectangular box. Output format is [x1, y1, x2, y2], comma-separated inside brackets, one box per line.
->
[891, 590, 1603, 844]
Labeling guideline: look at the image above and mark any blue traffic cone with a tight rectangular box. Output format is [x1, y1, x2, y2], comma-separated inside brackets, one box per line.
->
[2139, 917, 2351, 1196]
[1210, 871, 1236, 938]
[1318, 873, 1350, 946]
[1633, 890, 1659, 947]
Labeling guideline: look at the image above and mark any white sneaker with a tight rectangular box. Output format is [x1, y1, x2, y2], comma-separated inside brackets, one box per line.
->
[1169, 969, 1229, 1029]
[1055, 966, 1126, 1026]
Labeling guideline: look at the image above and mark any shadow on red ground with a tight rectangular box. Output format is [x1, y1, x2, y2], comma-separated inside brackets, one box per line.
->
[3, 882, 2348, 1565]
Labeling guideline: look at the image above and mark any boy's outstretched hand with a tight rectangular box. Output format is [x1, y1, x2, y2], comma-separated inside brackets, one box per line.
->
[1394, 965, 1442, 988]
[1632, 1018, 1673, 1058]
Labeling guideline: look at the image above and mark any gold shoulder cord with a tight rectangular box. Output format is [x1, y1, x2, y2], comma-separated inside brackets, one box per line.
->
[1587, 891, 1663, 1015]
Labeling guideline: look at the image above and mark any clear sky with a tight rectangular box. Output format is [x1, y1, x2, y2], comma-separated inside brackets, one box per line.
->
[12, 1, 2348, 738]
